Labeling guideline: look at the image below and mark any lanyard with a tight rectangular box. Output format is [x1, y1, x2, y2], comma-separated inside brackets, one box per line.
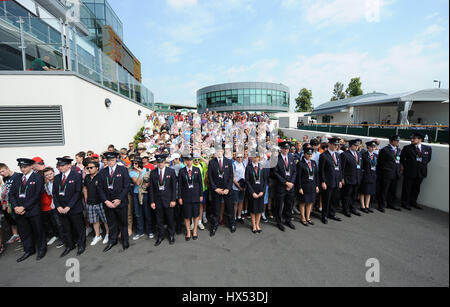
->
[185, 169, 193, 184]
[305, 160, 313, 175]
[369, 154, 377, 166]
[106, 175, 115, 187]
[19, 185, 28, 195]
[252, 166, 261, 181]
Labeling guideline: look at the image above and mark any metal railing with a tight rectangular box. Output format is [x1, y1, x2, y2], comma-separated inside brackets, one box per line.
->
[297, 123, 449, 144]
[0, 14, 154, 108]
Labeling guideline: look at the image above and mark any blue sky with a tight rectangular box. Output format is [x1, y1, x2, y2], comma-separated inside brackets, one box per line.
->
[108, 0, 449, 109]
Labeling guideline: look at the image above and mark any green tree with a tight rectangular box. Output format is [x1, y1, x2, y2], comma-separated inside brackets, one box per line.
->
[331, 82, 346, 101]
[295, 88, 313, 112]
[345, 77, 363, 98]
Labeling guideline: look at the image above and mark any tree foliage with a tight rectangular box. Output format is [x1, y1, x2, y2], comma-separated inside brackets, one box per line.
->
[345, 77, 363, 98]
[295, 88, 313, 112]
[331, 82, 346, 101]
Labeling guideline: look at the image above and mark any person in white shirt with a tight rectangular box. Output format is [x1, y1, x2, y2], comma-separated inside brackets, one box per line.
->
[232, 154, 246, 224]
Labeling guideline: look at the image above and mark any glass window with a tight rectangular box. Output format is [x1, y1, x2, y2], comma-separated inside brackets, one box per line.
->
[238, 95, 244, 105]
[219, 91, 224, 97]
[212, 97, 216, 103]
[250, 89, 256, 95]
[226, 90, 232, 96]
[232, 89, 238, 95]
[256, 89, 262, 95]
[267, 95, 272, 105]
[244, 95, 250, 105]
[238, 89, 244, 95]
[262, 89, 268, 95]
[261, 95, 267, 104]
[250, 95, 256, 105]
[256, 95, 262, 104]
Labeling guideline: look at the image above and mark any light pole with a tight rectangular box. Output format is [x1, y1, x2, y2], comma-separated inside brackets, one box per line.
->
[434, 80, 441, 88]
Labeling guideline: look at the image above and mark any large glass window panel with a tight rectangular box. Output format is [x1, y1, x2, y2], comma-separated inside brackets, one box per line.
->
[261, 95, 267, 104]
[267, 95, 272, 106]
[250, 89, 256, 95]
[250, 95, 256, 105]
[238, 89, 244, 95]
[238, 95, 244, 105]
[256, 89, 262, 95]
[244, 95, 250, 105]
[226, 90, 232, 96]
[256, 95, 262, 104]
[232, 89, 238, 95]
[262, 89, 268, 95]
[220, 91, 225, 97]
[244, 89, 250, 95]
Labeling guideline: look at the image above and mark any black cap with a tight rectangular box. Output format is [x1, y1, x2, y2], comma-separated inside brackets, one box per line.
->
[280, 141, 291, 149]
[56, 157, 73, 166]
[104, 151, 120, 159]
[349, 139, 362, 147]
[17, 158, 36, 167]
[183, 154, 193, 161]
[155, 154, 168, 163]
[328, 137, 341, 145]
[389, 135, 400, 141]
[411, 132, 425, 140]
[303, 147, 314, 155]
[366, 141, 377, 147]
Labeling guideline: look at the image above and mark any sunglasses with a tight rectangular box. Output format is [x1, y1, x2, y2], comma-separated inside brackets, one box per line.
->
[86, 166, 97, 170]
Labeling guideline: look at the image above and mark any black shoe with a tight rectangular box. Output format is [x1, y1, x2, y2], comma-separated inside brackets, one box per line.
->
[192, 235, 198, 240]
[322, 218, 328, 224]
[237, 218, 244, 224]
[17, 252, 35, 263]
[185, 236, 191, 241]
[122, 242, 130, 250]
[60, 247, 75, 258]
[230, 225, 237, 233]
[307, 220, 315, 226]
[103, 242, 117, 253]
[378, 208, 386, 213]
[169, 236, 175, 245]
[300, 220, 309, 227]
[402, 205, 412, 211]
[368, 208, 374, 213]
[388, 205, 402, 211]
[36, 250, 46, 261]
[76, 246, 86, 256]
[210, 228, 216, 237]
[285, 221, 296, 230]
[411, 204, 423, 210]
[329, 216, 342, 222]
[257, 229, 262, 233]
[351, 210, 361, 216]
[155, 238, 164, 247]
[343, 212, 352, 218]
[277, 224, 286, 232]
[252, 230, 257, 234]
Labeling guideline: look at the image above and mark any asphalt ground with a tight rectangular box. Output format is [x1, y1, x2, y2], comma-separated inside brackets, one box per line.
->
[0, 205, 448, 287]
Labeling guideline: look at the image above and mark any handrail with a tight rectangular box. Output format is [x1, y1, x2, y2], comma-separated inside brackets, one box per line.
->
[299, 123, 449, 128]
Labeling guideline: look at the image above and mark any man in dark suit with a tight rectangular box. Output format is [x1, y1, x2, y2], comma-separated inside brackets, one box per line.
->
[340, 139, 363, 217]
[52, 157, 86, 257]
[272, 141, 297, 231]
[97, 151, 131, 252]
[319, 138, 343, 224]
[178, 154, 203, 241]
[208, 147, 235, 236]
[150, 154, 177, 246]
[400, 132, 432, 210]
[377, 135, 402, 212]
[9, 158, 46, 262]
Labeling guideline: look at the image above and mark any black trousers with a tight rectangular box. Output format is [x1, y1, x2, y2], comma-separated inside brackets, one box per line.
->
[211, 192, 234, 229]
[42, 209, 64, 239]
[156, 206, 175, 239]
[15, 214, 46, 254]
[174, 202, 184, 232]
[401, 176, 423, 208]
[273, 189, 295, 225]
[321, 187, 339, 219]
[342, 184, 359, 214]
[59, 212, 86, 249]
[104, 205, 129, 247]
[378, 177, 398, 209]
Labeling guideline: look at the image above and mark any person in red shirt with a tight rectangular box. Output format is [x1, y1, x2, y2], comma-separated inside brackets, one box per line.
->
[141, 152, 155, 171]
[41, 167, 64, 248]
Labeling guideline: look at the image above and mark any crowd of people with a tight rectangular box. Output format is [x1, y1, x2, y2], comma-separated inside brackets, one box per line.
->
[0, 111, 432, 263]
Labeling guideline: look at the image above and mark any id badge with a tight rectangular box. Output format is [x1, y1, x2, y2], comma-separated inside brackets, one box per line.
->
[308, 175, 314, 181]
[159, 185, 165, 191]
[371, 167, 376, 171]
[255, 180, 261, 185]
[285, 171, 290, 177]
[19, 193, 26, 199]
[334, 166, 340, 171]
[357, 165, 361, 169]
[218, 174, 224, 179]
[188, 184, 194, 189]
[108, 184, 114, 190]
[416, 157, 423, 162]
[395, 160, 400, 164]
[59, 191, 65, 197]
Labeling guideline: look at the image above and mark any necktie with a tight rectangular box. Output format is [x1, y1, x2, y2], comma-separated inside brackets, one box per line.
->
[254, 165, 259, 175]
[62, 174, 66, 186]
[353, 152, 359, 163]
[159, 170, 163, 185]
[284, 156, 288, 168]
[394, 147, 397, 156]
[22, 175, 27, 186]
[308, 160, 312, 172]
[110, 167, 114, 178]
[219, 159, 223, 172]
[332, 152, 337, 165]
[188, 169, 192, 179]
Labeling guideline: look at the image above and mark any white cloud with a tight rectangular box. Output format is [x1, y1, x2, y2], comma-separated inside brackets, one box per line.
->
[284, 39, 449, 107]
[166, 0, 197, 10]
[421, 24, 445, 37]
[157, 41, 183, 63]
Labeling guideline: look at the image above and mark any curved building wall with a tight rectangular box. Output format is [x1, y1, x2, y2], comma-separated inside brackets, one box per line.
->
[197, 82, 290, 113]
